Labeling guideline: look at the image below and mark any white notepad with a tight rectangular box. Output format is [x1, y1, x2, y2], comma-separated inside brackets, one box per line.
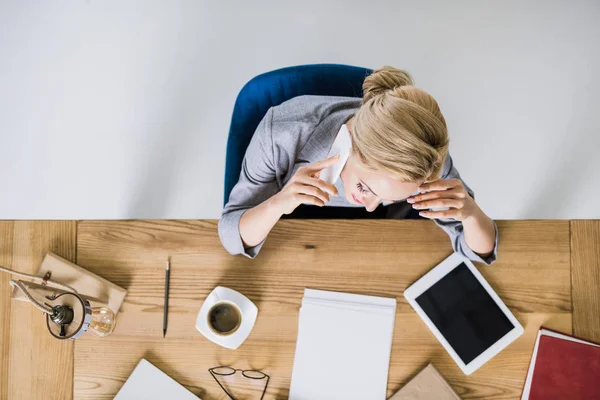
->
[115, 359, 200, 400]
[289, 289, 397, 400]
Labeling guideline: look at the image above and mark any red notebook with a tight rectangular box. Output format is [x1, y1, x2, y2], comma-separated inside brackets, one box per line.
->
[521, 329, 600, 400]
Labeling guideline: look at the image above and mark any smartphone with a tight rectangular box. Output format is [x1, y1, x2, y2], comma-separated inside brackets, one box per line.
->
[319, 124, 352, 185]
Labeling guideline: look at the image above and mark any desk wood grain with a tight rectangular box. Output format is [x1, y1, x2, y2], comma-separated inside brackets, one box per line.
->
[0, 221, 76, 400]
[571, 221, 600, 343]
[74, 220, 571, 400]
[0, 221, 14, 400]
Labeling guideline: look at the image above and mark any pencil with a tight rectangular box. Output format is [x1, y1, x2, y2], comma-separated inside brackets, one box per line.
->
[163, 257, 170, 338]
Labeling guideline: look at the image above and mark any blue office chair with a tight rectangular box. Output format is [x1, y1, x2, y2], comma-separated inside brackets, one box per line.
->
[224, 64, 399, 219]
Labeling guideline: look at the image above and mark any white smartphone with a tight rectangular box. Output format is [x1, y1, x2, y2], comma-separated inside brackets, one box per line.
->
[319, 124, 352, 185]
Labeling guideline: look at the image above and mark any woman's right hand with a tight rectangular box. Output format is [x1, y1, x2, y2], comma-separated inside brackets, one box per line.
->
[272, 156, 340, 215]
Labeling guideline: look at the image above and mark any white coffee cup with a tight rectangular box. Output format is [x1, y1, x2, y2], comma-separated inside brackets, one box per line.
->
[195, 286, 258, 349]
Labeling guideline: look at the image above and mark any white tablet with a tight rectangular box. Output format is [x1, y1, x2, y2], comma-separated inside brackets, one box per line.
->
[404, 253, 524, 375]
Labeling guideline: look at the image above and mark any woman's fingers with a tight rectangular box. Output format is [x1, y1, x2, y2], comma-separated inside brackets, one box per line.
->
[306, 155, 340, 172]
[295, 184, 330, 204]
[294, 193, 325, 207]
[418, 178, 461, 193]
[419, 209, 464, 220]
[293, 156, 340, 195]
[408, 188, 464, 203]
[411, 198, 463, 210]
[295, 175, 338, 196]
[286, 156, 342, 210]
[411, 179, 477, 221]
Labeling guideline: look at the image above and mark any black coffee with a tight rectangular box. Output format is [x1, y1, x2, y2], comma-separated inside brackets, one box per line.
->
[208, 303, 241, 334]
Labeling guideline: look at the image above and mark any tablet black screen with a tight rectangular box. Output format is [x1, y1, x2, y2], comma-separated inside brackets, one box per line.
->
[415, 262, 514, 364]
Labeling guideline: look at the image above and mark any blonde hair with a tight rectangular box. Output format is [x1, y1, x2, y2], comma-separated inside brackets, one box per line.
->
[351, 66, 449, 182]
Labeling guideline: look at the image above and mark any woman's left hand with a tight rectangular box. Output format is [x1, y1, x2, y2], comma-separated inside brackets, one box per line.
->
[407, 178, 480, 221]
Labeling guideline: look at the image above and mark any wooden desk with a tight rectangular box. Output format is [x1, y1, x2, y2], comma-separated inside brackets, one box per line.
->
[0, 222, 76, 400]
[1, 220, 599, 400]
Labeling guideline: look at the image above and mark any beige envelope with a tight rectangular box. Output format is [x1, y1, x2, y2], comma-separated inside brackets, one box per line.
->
[389, 364, 462, 400]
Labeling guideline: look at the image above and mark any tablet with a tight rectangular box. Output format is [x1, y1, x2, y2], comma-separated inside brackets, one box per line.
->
[404, 253, 524, 375]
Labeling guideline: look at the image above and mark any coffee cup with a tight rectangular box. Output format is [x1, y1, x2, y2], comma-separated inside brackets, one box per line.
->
[195, 286, 258, 349]
[207, 301, 242, 336]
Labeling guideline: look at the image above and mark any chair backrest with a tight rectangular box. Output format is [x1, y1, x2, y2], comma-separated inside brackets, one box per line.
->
[224, 64, 372, 205]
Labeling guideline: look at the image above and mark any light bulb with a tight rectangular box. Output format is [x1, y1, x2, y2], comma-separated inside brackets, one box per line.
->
[87, 307, 117, 337]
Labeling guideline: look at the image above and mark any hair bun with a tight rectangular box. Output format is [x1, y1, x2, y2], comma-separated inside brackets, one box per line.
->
[362, 66, 414, 103]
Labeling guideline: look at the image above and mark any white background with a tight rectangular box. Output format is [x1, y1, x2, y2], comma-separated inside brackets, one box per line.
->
[1, 0, 599, 219]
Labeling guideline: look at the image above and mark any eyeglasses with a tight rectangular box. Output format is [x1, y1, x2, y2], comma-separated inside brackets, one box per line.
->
[208, 366, 270, 400]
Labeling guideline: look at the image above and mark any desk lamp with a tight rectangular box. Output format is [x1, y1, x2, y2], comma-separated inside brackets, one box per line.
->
[0, 265, 116, 339]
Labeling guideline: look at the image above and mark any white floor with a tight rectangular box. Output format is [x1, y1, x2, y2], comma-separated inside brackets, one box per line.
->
[1, 1, 599, 219]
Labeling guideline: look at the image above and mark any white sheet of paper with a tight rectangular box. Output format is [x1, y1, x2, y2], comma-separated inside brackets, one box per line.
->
[114, 359, 200, 400]
[289, 289, 397, 400]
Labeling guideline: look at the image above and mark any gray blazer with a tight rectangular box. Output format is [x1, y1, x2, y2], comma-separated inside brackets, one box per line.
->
[219, 95, 497, 264]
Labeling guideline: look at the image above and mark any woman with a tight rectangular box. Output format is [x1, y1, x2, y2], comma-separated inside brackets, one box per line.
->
[219, 66, 497, 264]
